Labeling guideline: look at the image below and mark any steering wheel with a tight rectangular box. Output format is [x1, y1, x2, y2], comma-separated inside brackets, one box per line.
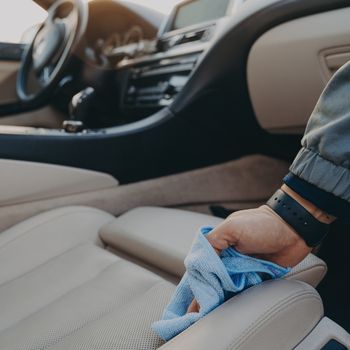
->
[17, 0, 88, 102]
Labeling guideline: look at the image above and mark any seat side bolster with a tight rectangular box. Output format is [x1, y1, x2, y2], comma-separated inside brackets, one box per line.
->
[285, 254, 328, 288]
[158, 280, 323, 350]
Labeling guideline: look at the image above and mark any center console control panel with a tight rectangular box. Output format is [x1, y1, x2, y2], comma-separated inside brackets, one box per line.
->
[123, 52, 201, 109]
[119, 0, 235, 114]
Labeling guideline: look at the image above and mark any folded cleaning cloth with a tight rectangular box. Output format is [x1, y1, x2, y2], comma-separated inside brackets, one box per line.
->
[152, 227, 290, 341]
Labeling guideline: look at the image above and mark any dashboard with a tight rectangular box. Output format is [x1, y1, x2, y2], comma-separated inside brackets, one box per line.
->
[83, 0, 160, 68]
[2, 0, 349, 186]
[84, 0, 235, 68]
[57, 0, 350, 133]
[85, 0, 239, 120]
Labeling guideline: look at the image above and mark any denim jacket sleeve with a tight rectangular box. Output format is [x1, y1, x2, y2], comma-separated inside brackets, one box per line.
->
[289, 60, 350, 204]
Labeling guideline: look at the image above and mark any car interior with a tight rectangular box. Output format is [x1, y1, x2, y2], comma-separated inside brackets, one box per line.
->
[0, 0, 350, 349]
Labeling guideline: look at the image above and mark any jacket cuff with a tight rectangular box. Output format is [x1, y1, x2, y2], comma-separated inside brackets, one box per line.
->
[284, 173, 350, 222]
[290, 147, 350, 203]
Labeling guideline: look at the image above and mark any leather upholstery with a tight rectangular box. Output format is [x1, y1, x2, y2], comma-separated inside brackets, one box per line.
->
[0, 159, 118, 207]
[100, 207, 223, 277]
[0, 207, 173, 350]
[100, 207, 328, 286]
[159, 280, 323, 350]
[0, 206, 327, 349]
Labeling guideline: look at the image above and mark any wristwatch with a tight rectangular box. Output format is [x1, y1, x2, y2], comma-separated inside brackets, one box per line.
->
[267, 189, 330, 247]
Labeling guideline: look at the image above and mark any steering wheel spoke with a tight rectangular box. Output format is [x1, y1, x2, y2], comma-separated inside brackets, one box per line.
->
[38, 65, 54, 86]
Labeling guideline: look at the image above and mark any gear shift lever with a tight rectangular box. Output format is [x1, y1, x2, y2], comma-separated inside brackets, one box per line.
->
[63, 87, 95, 133]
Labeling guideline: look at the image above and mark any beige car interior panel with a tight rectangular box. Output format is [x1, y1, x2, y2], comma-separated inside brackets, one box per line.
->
[0, 105, 65, 128]
[0, 61, 18, 103]
[0, 61, 18, 82]
[322, 46, 350, 78]
[0, 61, 66, 127]
[0, 159, 119, 207]
[0, 206, 172, 350]
[295, 317, 350, 350]
[0, 155, 288, 232]
[101, 207, 223, 278]
[159, 280, 323, 350]
[247, 7, 350, 133]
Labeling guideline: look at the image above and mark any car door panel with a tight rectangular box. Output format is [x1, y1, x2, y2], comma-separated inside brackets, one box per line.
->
[0, 60, 19, 103]
[0, 42, 24, 103]
[0, 41, 65, 128]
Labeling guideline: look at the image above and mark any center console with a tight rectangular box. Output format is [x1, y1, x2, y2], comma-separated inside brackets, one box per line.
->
[122, 52, 201, 110]
[118, 0, 238, 115]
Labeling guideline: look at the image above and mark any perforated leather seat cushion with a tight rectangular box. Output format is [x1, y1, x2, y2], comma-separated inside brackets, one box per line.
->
[0, 207, 174, 350]
[0, 206, 327, 350]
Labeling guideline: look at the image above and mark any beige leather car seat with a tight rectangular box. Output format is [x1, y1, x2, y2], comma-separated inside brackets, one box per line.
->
[0, 206, 327, 350]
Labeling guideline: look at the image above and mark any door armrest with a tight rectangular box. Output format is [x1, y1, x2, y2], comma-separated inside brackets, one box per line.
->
[159, 280, 323, 350]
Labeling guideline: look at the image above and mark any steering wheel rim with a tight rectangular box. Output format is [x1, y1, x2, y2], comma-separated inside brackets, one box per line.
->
[17, 0, 88, 102]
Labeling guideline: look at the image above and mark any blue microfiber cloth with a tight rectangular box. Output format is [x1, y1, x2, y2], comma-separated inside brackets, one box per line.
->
[152, 227, 290, 341]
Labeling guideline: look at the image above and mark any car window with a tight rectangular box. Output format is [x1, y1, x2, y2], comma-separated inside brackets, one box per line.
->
[0, 0, 46, 44]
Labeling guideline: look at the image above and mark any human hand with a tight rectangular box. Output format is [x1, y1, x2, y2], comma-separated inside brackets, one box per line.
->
[206, 205, 312, 267]
[187, 205, 311, 313]
[187, 299, 200, 313]
[186, 184, 335, 314]
[186, 203, 312, 314]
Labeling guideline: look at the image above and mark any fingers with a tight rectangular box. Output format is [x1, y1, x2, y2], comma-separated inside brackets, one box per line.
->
[206, 219, 240, 253]
[187, 299, 200, 313]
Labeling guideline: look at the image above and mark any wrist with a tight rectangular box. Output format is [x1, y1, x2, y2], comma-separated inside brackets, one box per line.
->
[267, 188, 331, 247]
[281, 184, 336, 224]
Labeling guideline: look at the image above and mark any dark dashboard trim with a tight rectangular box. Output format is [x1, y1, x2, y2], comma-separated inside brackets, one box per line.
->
[171, 0, 350, 113]
[117, 43, 206, 69]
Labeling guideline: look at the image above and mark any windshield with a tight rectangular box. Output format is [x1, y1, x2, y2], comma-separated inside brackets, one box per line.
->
[0, 0, 184, 44]
[0, 0, 46, 43]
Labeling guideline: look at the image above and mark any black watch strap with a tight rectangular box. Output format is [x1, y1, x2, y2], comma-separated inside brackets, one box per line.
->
[267, 189, 330, 247]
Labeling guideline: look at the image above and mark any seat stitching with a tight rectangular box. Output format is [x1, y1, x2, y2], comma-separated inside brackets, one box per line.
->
[159, 290, 320, 350]
[43, 280, 169, 350]
[1, 256, 123, 333]
[233, 294, 322, 350]
[286, 263, 325, 275]
[229, 292, 323, 350]
[0, 209, 111, 252]
[286, 265, 327, 284]
[0, 242, 110, 288]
